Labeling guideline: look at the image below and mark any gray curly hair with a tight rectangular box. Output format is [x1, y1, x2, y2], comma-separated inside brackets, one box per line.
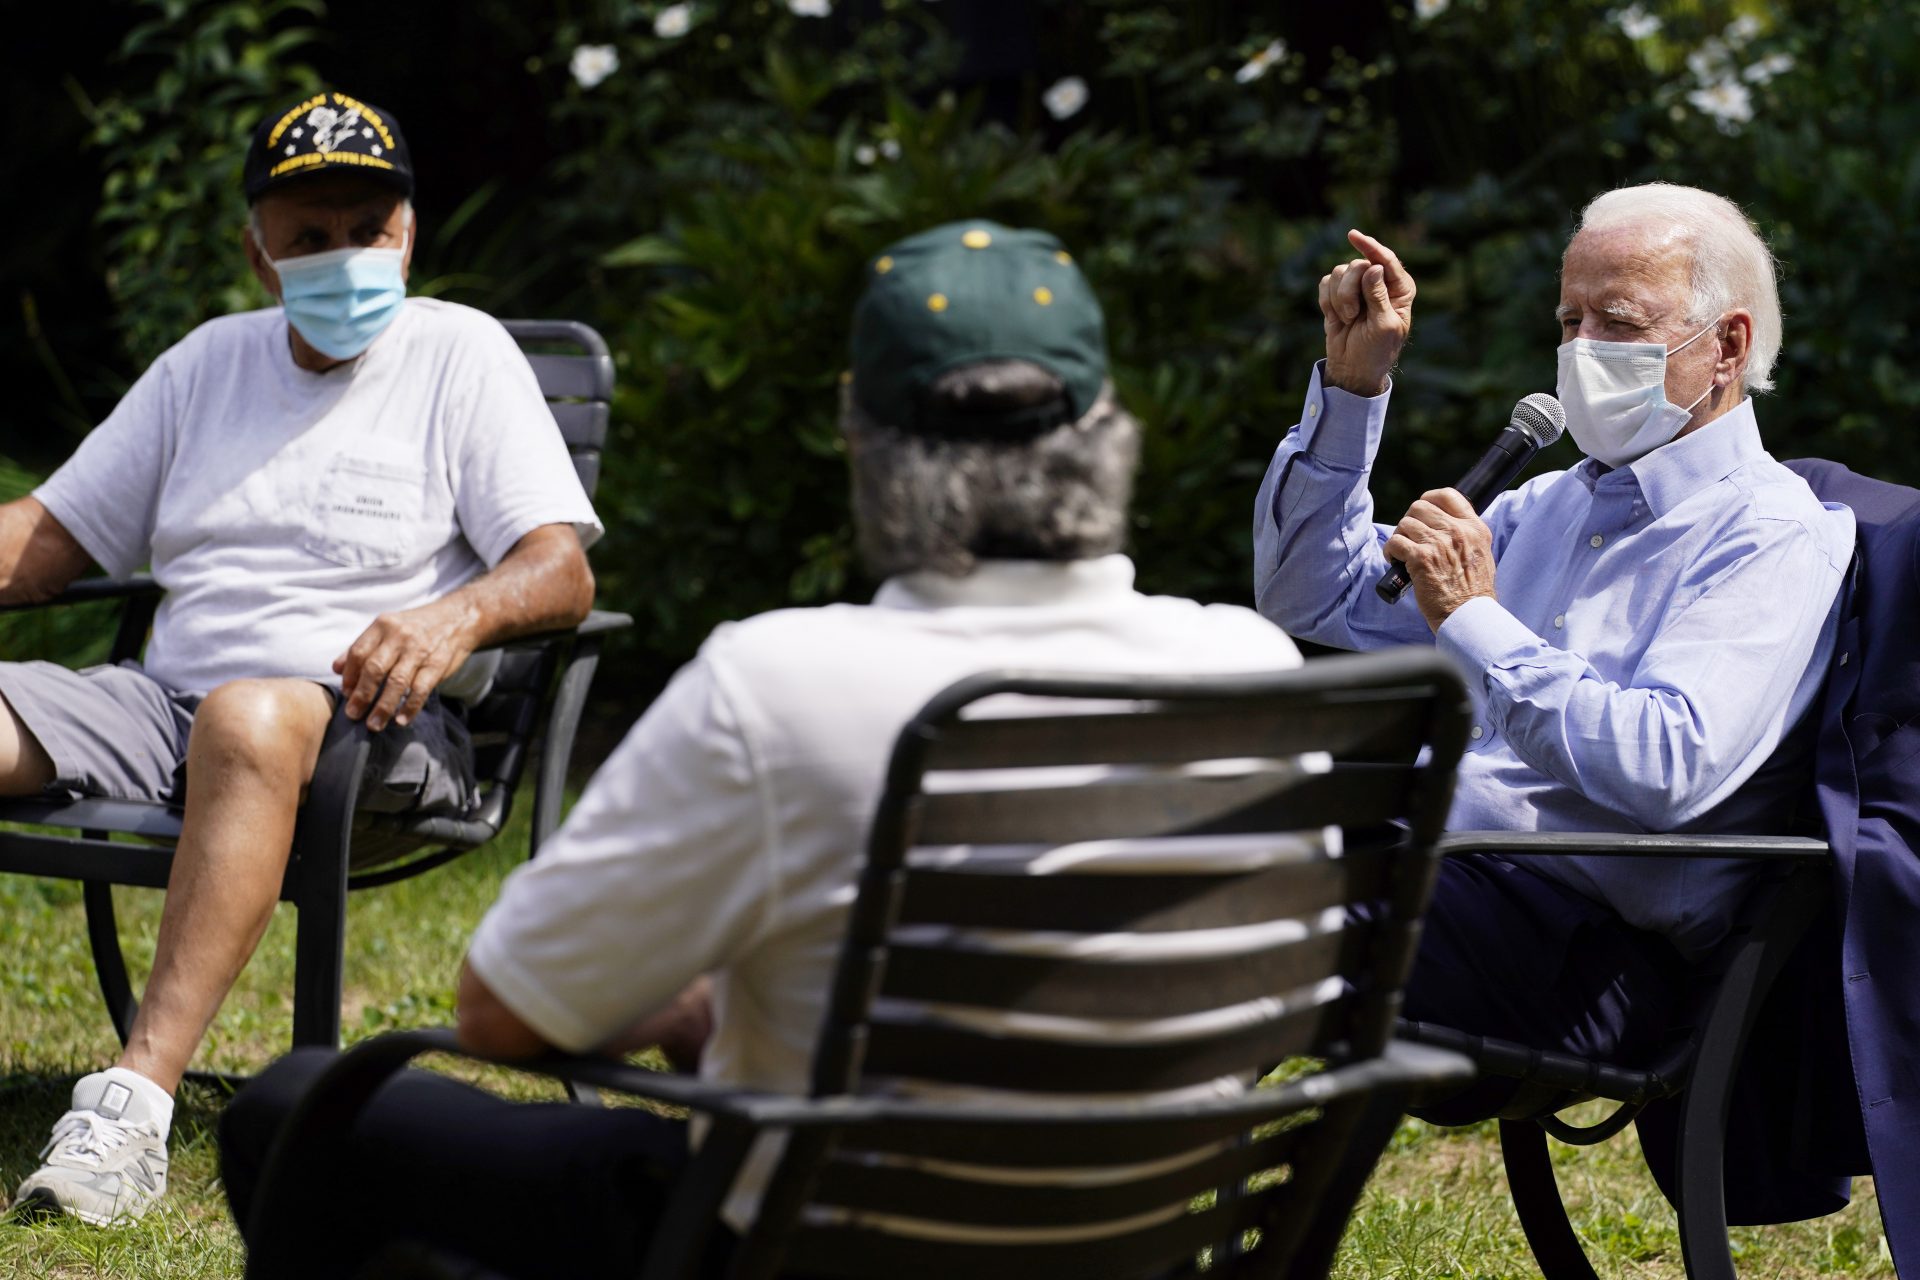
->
[843, 359, 1140, 579]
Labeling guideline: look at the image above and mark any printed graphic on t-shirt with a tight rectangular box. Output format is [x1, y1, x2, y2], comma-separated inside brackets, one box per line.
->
[304, 452, 423, 569]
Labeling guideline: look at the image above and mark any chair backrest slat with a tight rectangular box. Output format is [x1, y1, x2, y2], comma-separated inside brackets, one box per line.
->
[925, 693, 1428, 770]
[809, 1122, 1303, 1230]
[781, 1189, 1268, 1280]
[738, 650, 1469, 1280]
[878, 925, 1362, 1019]
[910, 761, 1415, 846]
[895, 841, 1389, 934]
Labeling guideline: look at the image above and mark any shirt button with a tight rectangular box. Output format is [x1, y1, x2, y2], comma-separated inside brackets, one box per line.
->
[1308, 402, 1320, 418]
[1553, 614, 1565, 629]
[1470, 726, 1484, 740]
[1589, 534, 1604, 548]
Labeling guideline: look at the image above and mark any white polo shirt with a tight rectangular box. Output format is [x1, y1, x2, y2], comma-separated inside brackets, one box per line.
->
[467, 555, 1303, 1224]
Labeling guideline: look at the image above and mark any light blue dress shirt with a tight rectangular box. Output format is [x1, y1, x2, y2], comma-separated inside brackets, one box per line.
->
[1254, 363, 1855, 956]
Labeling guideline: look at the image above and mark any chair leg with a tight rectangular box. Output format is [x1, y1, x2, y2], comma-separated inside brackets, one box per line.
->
[1500, 1119, 1601, 1280]
[1673, 1018, 1740, 1280]
[81, 878, 139, 1047]
[286, 732, 369, 1050]
[1281, 1090, 1410, 1280]
[290, 876, 347, 1049]
[531, 636, 600, 858]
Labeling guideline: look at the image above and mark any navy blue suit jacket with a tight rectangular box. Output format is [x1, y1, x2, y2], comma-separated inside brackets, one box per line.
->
[1782, 458, 1920, 1270]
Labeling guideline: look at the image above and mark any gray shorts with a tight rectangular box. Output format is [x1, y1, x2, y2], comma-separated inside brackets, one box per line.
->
[0, 660, 477, 819]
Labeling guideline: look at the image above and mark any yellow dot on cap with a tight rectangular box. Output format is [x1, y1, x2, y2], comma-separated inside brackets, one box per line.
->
[927, 293, 949, 312]
[962, 229, 993, 249]
[874, 255, 894, 274]
[1055, 250, 1072, 264]
[1033, 286, 1054, 306]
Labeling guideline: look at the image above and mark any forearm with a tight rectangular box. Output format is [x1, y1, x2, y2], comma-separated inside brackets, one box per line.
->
[431, 524, 595, 653]
[0, 498, 92, 605]
[1252, 365, 1429, 650]
[1438, 585, 1830, 829]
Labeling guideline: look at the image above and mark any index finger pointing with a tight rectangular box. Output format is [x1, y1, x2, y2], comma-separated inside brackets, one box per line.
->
[1347, 229, 1412, 291]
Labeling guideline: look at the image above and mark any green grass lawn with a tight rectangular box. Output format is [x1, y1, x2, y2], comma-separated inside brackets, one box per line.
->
[0, 801, 1896, 1278]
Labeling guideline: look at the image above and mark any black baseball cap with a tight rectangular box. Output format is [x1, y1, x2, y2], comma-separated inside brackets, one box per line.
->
[244, 90, 414, 203]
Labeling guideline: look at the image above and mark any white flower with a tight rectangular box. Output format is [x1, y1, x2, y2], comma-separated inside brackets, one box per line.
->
[855, 144, 877, 165]
[1042, 75, 1089, 121]
[1687, 38, 1731, 83]
[1234, 39, 1287, 85]
[1743, 52, 1796, 84]
[1608, 4, 1661, 40]
[879, 138, 901, 160]
[653, 4, 692, 38]
[569, 44, 619, 89]
[787, 0, 832, 15]
[1725, 14, 1763, 45]
[1687, 78, 1754, 131]
[1413, 0, 1450, 19]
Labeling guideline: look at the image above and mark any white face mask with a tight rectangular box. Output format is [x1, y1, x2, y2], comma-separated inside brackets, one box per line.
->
[1555, 322, 1718, 467]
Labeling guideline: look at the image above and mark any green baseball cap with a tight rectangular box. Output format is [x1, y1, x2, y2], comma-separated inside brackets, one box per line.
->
[850, 220, 1109, 437]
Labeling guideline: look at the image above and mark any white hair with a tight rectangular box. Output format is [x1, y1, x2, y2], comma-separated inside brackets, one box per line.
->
[248, 198, 414, 249]
[1575, 182, 1782, 394]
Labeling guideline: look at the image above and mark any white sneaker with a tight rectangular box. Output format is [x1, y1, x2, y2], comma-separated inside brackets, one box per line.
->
[16, 1071, 170, 1225]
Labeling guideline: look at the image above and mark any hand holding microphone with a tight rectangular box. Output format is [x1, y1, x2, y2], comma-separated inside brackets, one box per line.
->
[1376, 393, 1567, 627]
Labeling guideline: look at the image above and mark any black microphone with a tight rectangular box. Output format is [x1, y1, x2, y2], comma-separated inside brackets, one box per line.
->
[1375, 392, 1567, 605]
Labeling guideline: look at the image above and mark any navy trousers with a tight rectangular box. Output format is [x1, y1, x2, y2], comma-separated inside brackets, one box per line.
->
[1402, 852, 1689, 1125]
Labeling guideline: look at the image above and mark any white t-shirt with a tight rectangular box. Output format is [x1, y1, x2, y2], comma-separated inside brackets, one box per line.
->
[466, 556, 1304, 1226]
[35, 299, 603, 696]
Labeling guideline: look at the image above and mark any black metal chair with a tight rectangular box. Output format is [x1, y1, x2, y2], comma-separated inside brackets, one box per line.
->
[0, 318, 632, 1056]
[1397, 831, 1830, 1280]
[240, 649, 1477, 1280]
[1388, 456, 1920, 1279]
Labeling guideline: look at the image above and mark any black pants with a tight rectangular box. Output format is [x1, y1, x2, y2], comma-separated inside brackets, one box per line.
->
[1400, 852, 1690, 1124]
[221, 1049, 699, 1280]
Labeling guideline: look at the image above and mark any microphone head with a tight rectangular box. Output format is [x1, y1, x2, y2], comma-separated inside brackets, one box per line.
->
[1511, 392, 1566, 448]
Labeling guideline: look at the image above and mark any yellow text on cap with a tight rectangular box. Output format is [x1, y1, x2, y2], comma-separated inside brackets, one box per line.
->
[962, 229, 993, 249]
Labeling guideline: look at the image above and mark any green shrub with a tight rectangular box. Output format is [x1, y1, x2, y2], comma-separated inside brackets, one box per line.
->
[67, 0, 1920, 700]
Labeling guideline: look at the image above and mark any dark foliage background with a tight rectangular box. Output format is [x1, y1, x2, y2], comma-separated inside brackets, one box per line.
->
[4, 0, 1916, 719]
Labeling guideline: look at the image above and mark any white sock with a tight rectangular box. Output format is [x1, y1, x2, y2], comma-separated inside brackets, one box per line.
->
[98, 1066, 175, 1135]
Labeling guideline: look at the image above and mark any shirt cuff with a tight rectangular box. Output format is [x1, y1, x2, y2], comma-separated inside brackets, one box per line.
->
[1297, 360, 1393, 471]
[1435, 595, 1540, 677]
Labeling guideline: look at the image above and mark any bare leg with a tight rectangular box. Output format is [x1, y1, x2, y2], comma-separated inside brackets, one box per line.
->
[117, 679, 334, 1094]
[0, 689, 55, 796]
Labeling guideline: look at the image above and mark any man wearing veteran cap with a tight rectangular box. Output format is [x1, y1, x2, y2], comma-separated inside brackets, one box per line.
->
[0, 90, 600, 1224]
[213, 220, 1302, 1276]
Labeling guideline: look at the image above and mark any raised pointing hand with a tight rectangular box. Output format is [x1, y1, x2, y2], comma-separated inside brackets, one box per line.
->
[1319, 228, 1416, 398]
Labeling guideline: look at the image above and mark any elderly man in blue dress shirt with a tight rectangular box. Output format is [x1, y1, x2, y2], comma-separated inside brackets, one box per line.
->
[1252, 182, 1855, 1111]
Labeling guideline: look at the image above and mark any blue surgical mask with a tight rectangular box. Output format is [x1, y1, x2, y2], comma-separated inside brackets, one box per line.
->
[267, 244, 407, 361]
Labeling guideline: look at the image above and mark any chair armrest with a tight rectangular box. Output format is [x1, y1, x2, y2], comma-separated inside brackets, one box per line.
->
[471, 608, 635, 655]
[280, 1027, 1478, 1143]
[0, 575, 161, 614]
[1438, 830, 1831, 863]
